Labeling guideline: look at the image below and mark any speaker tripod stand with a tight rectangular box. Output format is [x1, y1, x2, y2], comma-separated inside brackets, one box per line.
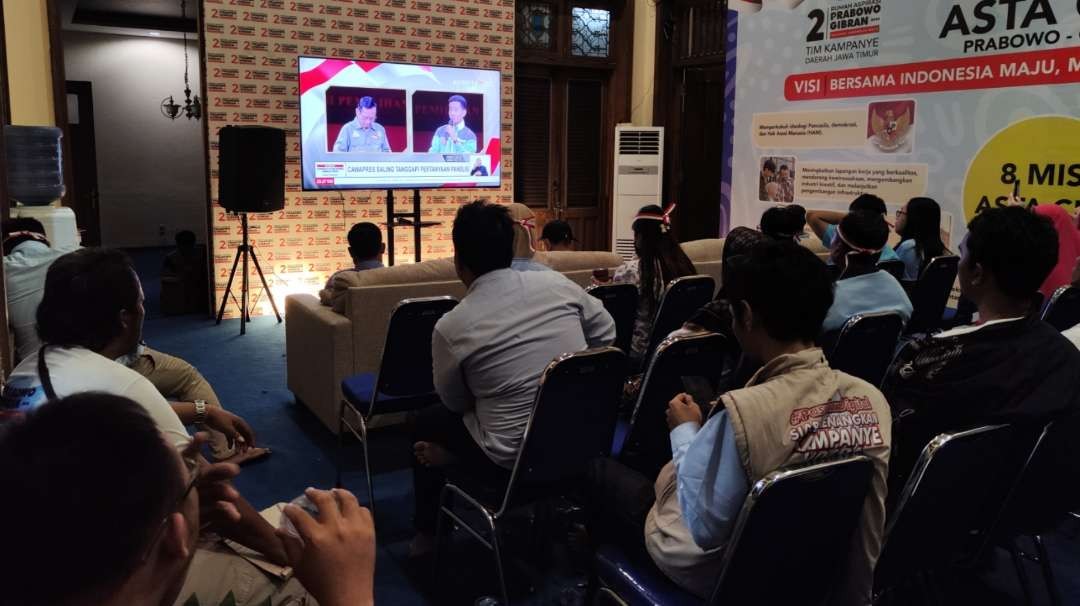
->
[215, 212, 282, 335]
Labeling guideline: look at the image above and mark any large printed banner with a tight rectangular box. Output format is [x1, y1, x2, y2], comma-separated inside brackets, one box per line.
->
[202, 0, 514, 318]
[726, 0, 1080, 249]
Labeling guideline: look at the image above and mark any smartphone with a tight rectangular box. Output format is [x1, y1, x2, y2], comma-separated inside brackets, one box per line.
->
[681, 376, 716, 408]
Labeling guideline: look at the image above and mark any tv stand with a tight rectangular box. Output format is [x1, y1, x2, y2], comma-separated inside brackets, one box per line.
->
[384, 188, 440, 265]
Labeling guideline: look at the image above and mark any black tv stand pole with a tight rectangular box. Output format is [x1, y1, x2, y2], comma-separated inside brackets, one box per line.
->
[384, 188, 424, 266]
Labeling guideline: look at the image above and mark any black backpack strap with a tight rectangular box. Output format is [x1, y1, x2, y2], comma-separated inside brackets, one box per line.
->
[37, 346, 58, 401]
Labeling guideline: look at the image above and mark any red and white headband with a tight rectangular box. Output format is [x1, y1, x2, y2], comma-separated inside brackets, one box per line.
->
[634, 203, 677, 226]
[835, 225, 883, 255]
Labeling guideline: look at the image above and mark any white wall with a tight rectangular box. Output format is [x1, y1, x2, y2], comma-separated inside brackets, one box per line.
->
[62, 31, 207, 248]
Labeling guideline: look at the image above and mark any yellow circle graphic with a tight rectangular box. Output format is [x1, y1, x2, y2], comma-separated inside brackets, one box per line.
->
[963, 115, 1080, 222]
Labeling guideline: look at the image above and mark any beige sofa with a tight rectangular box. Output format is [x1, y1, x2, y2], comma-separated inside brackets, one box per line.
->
[285, 239, 725, 433]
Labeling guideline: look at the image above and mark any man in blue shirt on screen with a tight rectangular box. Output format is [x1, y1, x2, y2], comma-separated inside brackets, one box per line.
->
[333, 96, 391, 152]
[428, 94, 478, 153]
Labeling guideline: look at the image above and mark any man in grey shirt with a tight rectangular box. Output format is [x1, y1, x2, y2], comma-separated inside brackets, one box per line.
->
[410, 201, 616, 554]
[333, 96, 391, 152]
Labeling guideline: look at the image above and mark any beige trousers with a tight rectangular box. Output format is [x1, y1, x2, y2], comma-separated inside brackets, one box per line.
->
[173, 536, 314, 606]
[131, 347, 234, 458]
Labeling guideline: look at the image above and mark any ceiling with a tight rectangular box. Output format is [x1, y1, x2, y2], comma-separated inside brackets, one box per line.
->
[59, 0, 197, 39]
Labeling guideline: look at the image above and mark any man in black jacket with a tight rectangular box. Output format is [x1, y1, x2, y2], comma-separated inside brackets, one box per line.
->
[883, 207, 1080, 484]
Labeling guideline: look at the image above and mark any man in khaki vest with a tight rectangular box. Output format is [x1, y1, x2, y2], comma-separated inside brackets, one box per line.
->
[588, 240, 891, 605]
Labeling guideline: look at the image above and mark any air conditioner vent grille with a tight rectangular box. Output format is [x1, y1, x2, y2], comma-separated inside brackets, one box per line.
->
[618, 130, 661, 155]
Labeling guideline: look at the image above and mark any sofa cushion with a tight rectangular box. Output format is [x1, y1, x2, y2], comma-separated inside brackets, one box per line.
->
[534, 250, 621, 272]
[681, 238, 724, 263]
[322, 250, 622, 312]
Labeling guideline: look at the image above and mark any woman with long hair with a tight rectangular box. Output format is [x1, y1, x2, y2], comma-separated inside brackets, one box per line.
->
[895, 196, 947, 280]
[611, 204, 697, 364]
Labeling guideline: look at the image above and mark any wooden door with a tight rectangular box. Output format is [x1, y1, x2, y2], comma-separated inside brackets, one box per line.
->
[514, 66, 608, 251]
[64, 81, 101, 246]
[670, 66, 724, 243]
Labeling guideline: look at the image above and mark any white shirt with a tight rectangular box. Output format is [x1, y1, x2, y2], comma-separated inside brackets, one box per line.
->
[432, 268, 616, 468]
[1062, 323, 1080, 350]
[934, 316, 1025, 339]
[3, 241, 66, 363]
[1, 346, 190, 448]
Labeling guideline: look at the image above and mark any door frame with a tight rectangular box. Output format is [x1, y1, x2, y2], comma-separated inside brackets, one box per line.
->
[64, 80, 102, 246]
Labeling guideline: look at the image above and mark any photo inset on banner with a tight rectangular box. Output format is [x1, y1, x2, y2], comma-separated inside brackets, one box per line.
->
[758, 156, 796, 203]
[867, 100, 915, 154]
[325, 87, 407, 153]
[413, 91, 485, 155]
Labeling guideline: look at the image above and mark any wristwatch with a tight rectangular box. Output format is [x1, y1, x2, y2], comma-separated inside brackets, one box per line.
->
[194, 399, 208, 425]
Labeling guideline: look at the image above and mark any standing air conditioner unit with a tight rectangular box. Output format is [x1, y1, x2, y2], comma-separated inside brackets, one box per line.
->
[612, 125, 663, 260]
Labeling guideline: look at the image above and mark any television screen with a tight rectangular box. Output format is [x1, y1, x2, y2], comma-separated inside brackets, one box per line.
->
[298, 57, 502, 191]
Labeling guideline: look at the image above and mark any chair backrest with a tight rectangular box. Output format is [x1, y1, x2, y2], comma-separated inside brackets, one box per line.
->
[825, 312, 905, 387]
[645, 275, 716, 362]
[875, 424, 1034, 589]
[1041, 285, 1080, 331]
[621, 332, 728, 477]
[500, 347, 627, 514]
[984, 414, 1080, 544]
[708, 456, 875, 605]
[587, 283, 639, 354]
[905, 255, 959, 334]
[877, 259, 905, 281]
[374, 296, 458, 399]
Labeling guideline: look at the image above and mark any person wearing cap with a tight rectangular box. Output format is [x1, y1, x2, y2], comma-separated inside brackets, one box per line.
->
[506, 202, 552, 272]
[821, 210, 912, 333]
[540, 220, 575, 252]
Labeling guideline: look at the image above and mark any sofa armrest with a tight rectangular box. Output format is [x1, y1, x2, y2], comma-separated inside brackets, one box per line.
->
[286, 294, 353, 433]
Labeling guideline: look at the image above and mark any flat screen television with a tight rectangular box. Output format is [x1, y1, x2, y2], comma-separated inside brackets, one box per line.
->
[298, 57, 502, 191]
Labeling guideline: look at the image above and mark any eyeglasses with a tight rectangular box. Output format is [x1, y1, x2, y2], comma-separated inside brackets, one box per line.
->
[895, 209, 907, 217]
[140, 454, 200, 562]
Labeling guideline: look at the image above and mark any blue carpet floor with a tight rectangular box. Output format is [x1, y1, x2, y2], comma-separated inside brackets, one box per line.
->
[129, 248, 1080, 606]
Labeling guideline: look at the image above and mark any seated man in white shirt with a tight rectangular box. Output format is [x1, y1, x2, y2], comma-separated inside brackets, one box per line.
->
[410, 201, 616, 554]
[0, 248, 297, 604]
[1, 221, 261, 462]
[822, 210, 913, 334]
[0, 392, 376, 606]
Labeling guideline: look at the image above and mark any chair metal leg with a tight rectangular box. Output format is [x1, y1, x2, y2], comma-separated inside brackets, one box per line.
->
[1009, 541, 1036, 606]
[336, 400, 346, 488]
[358, 414, 375, 518]
[487, 514, 510, 606]
[1032, 535, 1062, 606]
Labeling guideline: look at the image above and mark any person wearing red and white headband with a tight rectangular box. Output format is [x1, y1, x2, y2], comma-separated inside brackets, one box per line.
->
[506, 202, 552, 272]
[821, 211, 911, 333]
[605, 203, 696, 365]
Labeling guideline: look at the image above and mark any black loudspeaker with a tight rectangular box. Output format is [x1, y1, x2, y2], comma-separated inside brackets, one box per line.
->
[218, 126, 285, 213]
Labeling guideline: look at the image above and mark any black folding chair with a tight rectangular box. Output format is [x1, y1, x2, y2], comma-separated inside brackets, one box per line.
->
[618, 332, 728, 478]
[874, 424, 1036, 602]
[643, 275, 716, 364]
[336, 296, 458, 513]
[980, 415, 1080, 606]
[587, 282, 639, 354]
[1041, 285, 1080, 331]
[824, 312, 905, 387]
[435, 347, 627, 605]
[904, 255, 959, 334]
[594, 456, 875, 606]
[878, 259, 906, 281]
